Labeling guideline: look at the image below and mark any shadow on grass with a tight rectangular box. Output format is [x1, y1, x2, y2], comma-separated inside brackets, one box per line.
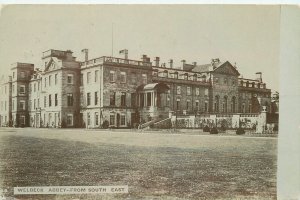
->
[0, 135, 276, 200]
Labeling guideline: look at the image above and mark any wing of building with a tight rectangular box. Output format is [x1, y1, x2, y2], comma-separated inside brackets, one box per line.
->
[0, 49, 277, 129]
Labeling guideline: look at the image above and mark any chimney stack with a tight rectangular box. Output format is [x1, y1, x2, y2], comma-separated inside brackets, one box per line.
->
[142, 55, 148, 62]
[181, 60, 186, 68]
[81, 49, 89, 61]
[255, 72, 262, 82]
[169, 59, 173, 68]
[193, 62, 197, 66]
[154, 57, 160, 67]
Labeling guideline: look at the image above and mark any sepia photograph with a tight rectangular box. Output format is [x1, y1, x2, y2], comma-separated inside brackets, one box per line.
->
[0, 4, 295, 200]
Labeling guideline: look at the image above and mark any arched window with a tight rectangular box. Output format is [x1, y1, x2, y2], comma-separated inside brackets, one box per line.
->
[231, 96, 236, 113]
[163, 70, 168, 78]
[184, 73, 188, 80]
[174, 72, 178, 79]
[214, 95, 220, 112]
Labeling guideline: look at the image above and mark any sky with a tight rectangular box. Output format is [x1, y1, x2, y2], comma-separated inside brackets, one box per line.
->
[0, 5, 280, 91]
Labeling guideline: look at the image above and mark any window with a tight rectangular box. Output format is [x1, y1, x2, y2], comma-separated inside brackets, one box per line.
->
[95, 112, 99, 126]
[67, 74, 73, 84]
[121, 92, 126, 107]
[121, 115, 126, 126]
[20, 71, 25, 78]
[34, 99, 36, 109]
[49, 75, 52, 86]
[142, 74, 147, 84]
[214, 77, 219, 84]
[196, 88, 200, 96]
[55, 74, 58, 85]
[109, 71, 115, 82]
[12, 100, 14, 111]
[163, 70, 168, 78]
[174, 72, 178, 79]
[44, 96, 46, 107]
[38, 81, 40, 91]
[34, 83, 36, 92]
[49, 95, 52, 107]
[224, 78, 227, 85]
[20, 85, 25, 94]
[94, 92, 98, 105]
[20, 100, 25, 110]
[242, 103, 246, 113]
[87, 72, 91, 84]
[187, 87, 191, 95]
[195, 101, 199, 111]
[176, 99, 180, 110]
[184, 73, 188, 80]
[120, 72, 126, 83]
[67, 114, 73, 126]
[95, 70, 99, 82]
[80, 93, 84, 106]
[177, 86, 181, 95]
[110, 92, 116, 106]
[223, 96, 228, 113]
[13, 72, 15, 79]
[87, 93, 91, 106]
[214, 96, 219, 112]
[110, 114, 115, 125]
[205, 101, 208, 112]
[38, 98, 40, 108]
[131, 72, 137, 84]
[67, 93, 73, 106]
[232, 80, 235, 86]
[12, 84, 15, 94]
[87, 113, 91, 125]
[55, 94, 58, 106]
[80, 74, 83, 86]
[186, 100, 190, 110]
[44, 77, 47, 88]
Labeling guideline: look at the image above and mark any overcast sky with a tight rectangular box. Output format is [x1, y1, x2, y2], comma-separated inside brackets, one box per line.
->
[0, 5, 280, 91]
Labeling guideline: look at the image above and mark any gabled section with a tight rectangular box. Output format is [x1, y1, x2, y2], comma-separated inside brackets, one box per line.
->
[44, 57, 62, 72]
[213, 61, 240, 76]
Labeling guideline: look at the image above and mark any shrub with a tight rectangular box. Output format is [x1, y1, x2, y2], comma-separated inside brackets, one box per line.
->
[210, 127, 218, 134]
[236, 128, 245, 135]
[102, 120, 109, 129]
[203, 125, 210, 132]
[220, 125, 226, 131]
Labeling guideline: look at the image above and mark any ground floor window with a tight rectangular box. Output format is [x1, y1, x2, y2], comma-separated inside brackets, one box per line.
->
[67, 114, 73, 126]
[121, 114, 126, 126]
[87, 113, 91, 126]
[95, 112, 99, 126]
[110, 114, 115, 126]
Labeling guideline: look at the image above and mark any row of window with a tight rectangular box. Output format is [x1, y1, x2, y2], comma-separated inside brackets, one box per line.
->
[175, 86, 209, 96]
[81, 70, 99, 85]
[81, 92, 99, 106]
[12, 71, 27, 79]
[157, 71, 207, 82]
[214, 77, 236, 86]
[0, 101, 8, 111]
[109, 71, 147, 84]
[0, 86, 8, 95]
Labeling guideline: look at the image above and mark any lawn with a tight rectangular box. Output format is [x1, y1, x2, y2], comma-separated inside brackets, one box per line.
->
[0, 129, 277, 200]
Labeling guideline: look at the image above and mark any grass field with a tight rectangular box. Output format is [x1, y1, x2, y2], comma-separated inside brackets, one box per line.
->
[0, 128, 277, 200]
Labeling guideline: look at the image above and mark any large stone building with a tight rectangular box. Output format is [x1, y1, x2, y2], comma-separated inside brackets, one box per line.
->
[0, 49, 275, 129]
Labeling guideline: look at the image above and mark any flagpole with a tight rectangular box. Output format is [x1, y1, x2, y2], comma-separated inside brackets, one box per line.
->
[112, 23, 114, 57]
